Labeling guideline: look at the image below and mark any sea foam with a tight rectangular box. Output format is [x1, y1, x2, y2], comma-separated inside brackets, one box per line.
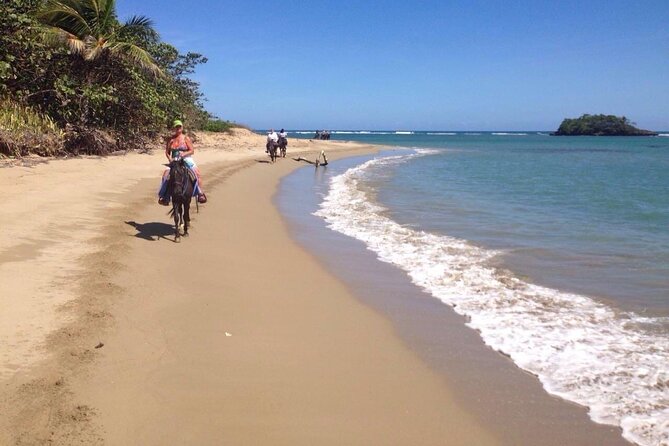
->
[314, 151, 669, 446]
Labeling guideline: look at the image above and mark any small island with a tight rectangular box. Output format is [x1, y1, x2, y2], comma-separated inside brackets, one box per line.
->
[552, 114, 658, 136]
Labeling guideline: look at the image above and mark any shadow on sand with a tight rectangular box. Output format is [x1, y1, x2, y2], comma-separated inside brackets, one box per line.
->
[125, 221, 175, 242]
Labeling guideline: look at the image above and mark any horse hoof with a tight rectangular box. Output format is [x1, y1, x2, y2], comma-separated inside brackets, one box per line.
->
[183, 232, 189, 237]
[175, 236, 181, 243]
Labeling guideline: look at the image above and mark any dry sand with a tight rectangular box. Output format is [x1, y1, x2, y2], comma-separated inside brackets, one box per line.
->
[0, 129, 325, 382]
[0, 130, 497, 445]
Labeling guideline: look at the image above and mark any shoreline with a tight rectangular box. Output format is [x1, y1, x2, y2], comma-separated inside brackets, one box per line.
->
[276, 151, 630, 445]
[0, 135, 628, 445]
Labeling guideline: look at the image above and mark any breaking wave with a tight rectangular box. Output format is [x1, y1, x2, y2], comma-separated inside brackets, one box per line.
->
[492, 132, 529, 136]
[314, 151, 669, 446]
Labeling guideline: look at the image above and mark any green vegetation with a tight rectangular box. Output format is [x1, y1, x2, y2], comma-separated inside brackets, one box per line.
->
[0, 0, 235, 157]
[553, 114, 658, 136]
[0, 97, 64, 156]
[202, 119, 237, 133]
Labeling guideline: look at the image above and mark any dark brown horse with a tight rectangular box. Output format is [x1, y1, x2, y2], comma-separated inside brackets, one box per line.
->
[278, 136, 287, 158]
[266, 137, 287, 162]
[266, 140, 277, 162]
[167, 159, 195, 242]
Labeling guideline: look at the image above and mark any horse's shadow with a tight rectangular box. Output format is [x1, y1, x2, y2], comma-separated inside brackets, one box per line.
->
[125, 221, 174, 242]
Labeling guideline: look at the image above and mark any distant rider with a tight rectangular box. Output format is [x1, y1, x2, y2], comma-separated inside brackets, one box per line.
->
[266, 129, 278, 152]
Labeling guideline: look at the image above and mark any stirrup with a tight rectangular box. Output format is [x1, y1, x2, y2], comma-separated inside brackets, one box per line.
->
[197, 193, 207, 204]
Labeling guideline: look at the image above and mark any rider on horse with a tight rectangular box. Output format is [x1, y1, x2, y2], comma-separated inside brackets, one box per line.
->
[266, 129, 278, 152]
[158, 120, 207, 205]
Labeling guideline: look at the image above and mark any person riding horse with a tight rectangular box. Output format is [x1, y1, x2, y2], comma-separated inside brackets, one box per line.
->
[266, 128, 284, 162]
[266, 129, 279, 152]
[278, 128, 288, 157]
[159, 120, 207, 205]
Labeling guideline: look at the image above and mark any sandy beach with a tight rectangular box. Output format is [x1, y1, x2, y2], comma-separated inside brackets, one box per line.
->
[0, 130, 496, 445]
[0, 130, 630, 445]
[3, 0, 666, 442]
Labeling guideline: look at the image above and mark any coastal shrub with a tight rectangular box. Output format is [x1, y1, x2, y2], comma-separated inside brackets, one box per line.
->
[202, 119, 235, 133]
[0, 0, 61, 98]
[0, 0, 219, 157]
[0, 98, 64, 156]
[63, 127, 118, 155]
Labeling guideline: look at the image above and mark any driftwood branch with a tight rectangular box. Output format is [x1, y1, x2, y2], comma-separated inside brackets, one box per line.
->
[293, 151, 328, 166]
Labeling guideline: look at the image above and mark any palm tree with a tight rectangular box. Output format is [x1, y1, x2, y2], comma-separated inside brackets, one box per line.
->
[38, 0, 162, 76]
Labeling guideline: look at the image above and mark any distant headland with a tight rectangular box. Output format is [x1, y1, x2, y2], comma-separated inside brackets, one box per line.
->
[552, 114, 658, 136]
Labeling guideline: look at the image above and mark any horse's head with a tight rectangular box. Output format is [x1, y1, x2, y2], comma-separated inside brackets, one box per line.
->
[169, 157, 185, 168]
[169, 159, 193, 201]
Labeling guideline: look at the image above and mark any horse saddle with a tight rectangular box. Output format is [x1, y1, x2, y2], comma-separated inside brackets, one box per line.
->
[186, 168, 197, 184]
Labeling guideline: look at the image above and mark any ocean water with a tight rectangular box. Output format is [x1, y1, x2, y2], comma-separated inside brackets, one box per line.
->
[292, 131, 669, 446]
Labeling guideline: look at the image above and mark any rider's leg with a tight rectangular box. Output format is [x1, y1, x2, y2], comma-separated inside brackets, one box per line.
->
[190, 165, 207, 202]
[158, 168, 170, 205]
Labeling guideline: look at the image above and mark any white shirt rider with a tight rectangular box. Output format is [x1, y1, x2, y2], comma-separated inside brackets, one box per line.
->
[279, 130, 287, 139]
[267, 130, 278, 143]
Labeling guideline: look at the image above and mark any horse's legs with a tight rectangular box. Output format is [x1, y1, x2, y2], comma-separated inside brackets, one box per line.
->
[173, 201, 181, 242]
[183, 202, 191, 236]
[178, 204, 185, 233]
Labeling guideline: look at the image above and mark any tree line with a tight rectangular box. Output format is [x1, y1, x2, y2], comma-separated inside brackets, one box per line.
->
[0, 0, 232, 157]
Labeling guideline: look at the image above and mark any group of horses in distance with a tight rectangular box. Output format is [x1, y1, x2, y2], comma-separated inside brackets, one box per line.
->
[266, 136, 287, 163]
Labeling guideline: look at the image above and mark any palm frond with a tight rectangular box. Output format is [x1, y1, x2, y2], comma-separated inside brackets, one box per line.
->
[85, 43, 104, 61]
[39, 0, 163, 73]
[39, 26, 88, 56]
[125, 15, 153, 29]
[98, 0, 117, 34]
[67, 34, 89, 56]
[88, 0, 116, 36]
[108, 42, 164, 77]
[38, 0, 94, 38]
[38, 25, 67, 47]
[120, 15, 159, 42]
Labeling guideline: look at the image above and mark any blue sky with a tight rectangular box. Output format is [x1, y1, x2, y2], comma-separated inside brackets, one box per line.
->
[118, 0, 669, 130]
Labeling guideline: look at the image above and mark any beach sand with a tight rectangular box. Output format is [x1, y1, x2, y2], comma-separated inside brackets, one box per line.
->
[0, 130, 627, 445]
[0, 131, 496, 445]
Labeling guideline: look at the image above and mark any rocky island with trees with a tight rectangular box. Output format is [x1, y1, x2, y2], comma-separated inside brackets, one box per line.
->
[552, 114, 658, 136]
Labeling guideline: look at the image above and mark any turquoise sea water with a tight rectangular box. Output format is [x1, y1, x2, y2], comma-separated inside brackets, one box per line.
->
[294, 131, 669, 313]
[285, 130, 669, 445]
